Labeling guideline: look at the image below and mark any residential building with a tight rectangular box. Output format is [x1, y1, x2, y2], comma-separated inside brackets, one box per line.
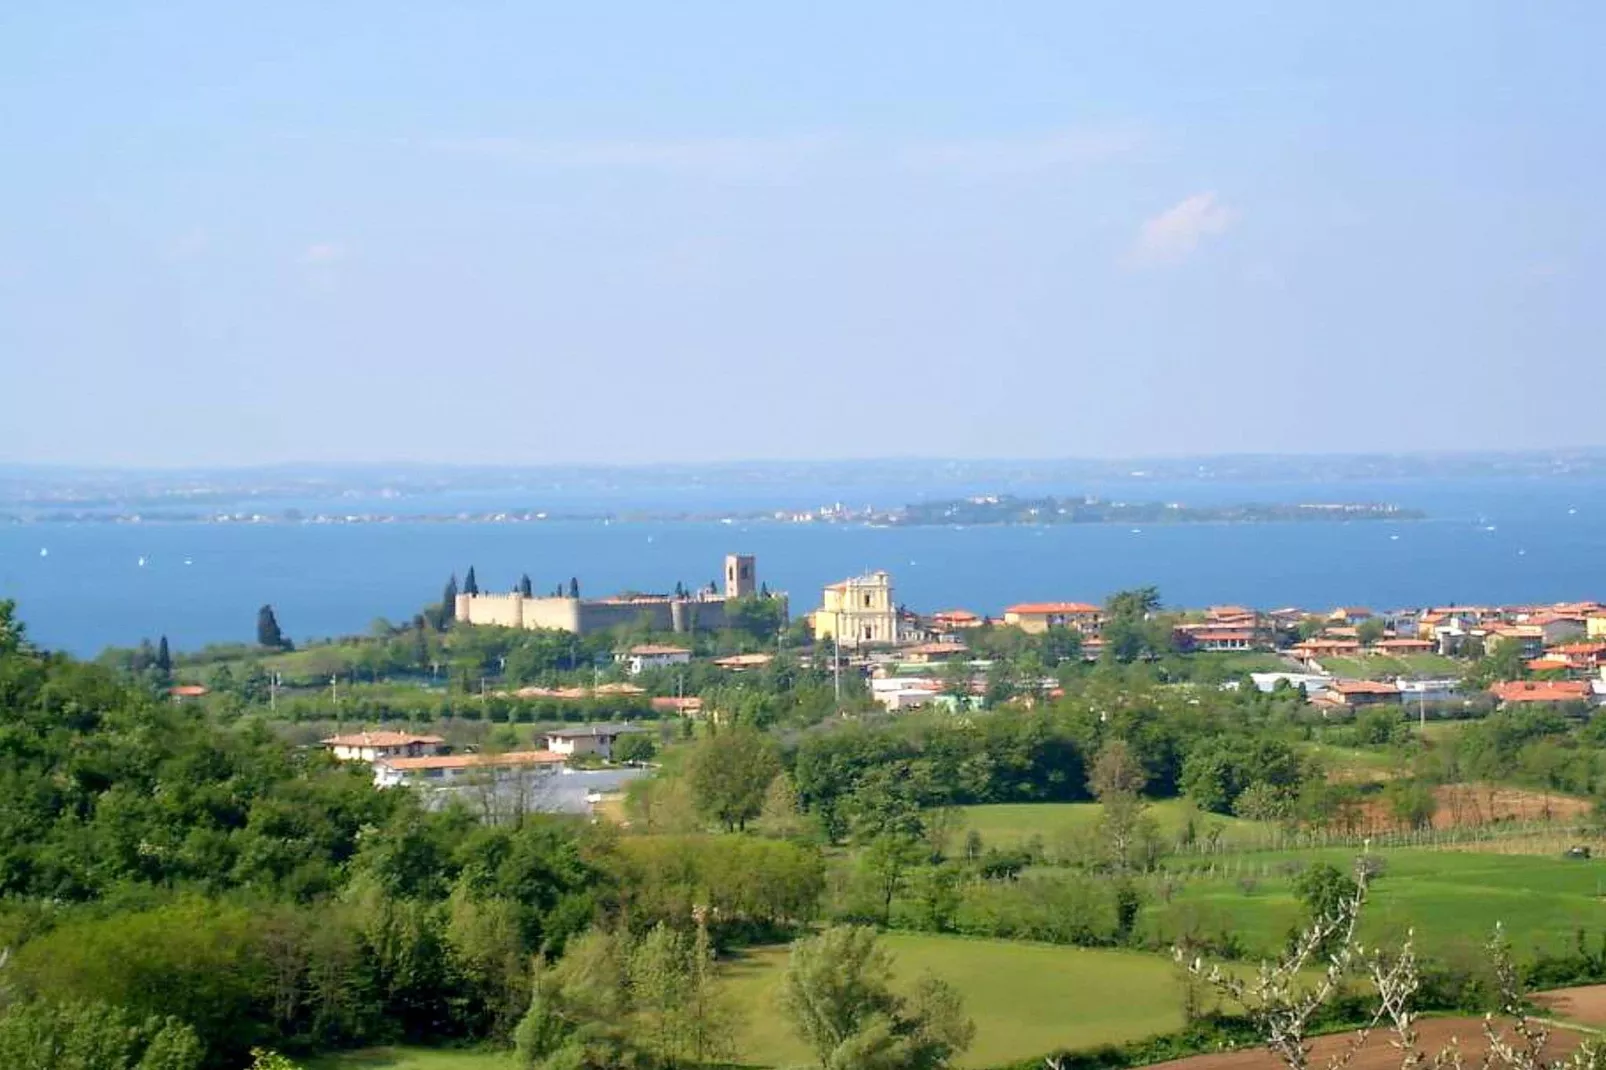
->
[1289, 637, 1363, 662]
[1175, 624, 1258, 652]
[930, 609, 984, 632]
[901, 641, 969, 664]
[323, 731, 448, 763]
[713, 652, 774, 671]
[814, 571, 899, 649]
[1373, 638, 1436, 654]
[542, 723, 642, 760]
[1490, 680, 1595, 707]
[1002, 602, 1102, 635]
[619, 644, 692, 675]
[1318, 680, 1401, 709]
[372, 749, 566, 788]
[1328, 607, 1375, 623]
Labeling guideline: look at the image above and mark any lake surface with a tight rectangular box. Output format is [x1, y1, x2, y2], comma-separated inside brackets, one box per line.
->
[2, 477, 1603, 655]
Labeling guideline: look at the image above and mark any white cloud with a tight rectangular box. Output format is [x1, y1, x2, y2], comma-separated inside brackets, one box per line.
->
[1127, 192, 1235, 267]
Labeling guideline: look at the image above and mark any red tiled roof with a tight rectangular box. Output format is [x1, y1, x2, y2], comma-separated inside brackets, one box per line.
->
[652, 696, 704, 712]
[903, 642, 968, 656]
[932, 609, 980, 622]
[168, 684, 209, 697]
[713, 653, 774, 668]
[1005, 602, 1101, 616]
[1491, 680, 1593, 704]
[378, 750, 565, 772]
[1375, 638, 1434, 650]
[323, 731, 446, 748]
[626, 644, 691, 656]
[1330, 680, 1400, 696]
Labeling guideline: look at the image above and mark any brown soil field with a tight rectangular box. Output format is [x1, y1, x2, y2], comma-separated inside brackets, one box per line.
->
[1143, 1017, 1582, 1070]
[1352, 783, 1592, 833]
[1536, 984, 1606, 1025]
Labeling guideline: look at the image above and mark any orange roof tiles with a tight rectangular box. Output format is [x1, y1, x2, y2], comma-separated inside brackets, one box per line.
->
[378, 750, 565, 772]
[1005, 602, 1101, 616]
[323, 731, 445, 748]
[1491, 680, 1593, 704]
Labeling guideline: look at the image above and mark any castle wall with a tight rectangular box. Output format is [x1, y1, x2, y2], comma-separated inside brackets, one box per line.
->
[518, 597, 584, 632]
[459, 592, 525, 628]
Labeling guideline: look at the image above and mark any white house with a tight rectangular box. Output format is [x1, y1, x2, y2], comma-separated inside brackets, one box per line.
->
[542, 723, 642, 761]
[322, 731, 447, 763]
[619, 644, 693, 676]
[372, 749, 566, 788]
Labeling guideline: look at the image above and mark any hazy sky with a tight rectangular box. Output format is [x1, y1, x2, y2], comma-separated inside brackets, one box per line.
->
[2, 3, 1602, 466]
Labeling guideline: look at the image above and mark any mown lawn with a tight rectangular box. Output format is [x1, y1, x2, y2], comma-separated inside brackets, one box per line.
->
[1148, 846, 1606, 959]
[305, 1048, 509, 1070]
[305, 934, 1188, 1070]
[951, 799, 1275, 854]
[722, 932, 1187, 1068]
[1320, 654, 1463, 680]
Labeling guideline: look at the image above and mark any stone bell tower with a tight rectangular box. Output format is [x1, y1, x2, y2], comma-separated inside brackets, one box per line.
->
[724, 554, 756, 599]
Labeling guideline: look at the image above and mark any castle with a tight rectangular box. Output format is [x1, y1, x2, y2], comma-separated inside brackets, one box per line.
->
[454, 553, 783, 636]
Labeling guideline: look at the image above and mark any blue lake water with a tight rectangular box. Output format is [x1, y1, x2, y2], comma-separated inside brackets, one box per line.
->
[2, 477, 1604, 655]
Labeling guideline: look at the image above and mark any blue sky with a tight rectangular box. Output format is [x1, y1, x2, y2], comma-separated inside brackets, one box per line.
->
[2, 2, 1601, 465]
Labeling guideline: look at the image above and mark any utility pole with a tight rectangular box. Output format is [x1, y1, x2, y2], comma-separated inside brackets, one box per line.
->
[269, 670, 280, 713]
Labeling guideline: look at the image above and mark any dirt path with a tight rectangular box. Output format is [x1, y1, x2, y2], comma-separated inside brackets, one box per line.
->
[1536, 985, 1606, 1026]
[1142, 1017, 1581, 1070]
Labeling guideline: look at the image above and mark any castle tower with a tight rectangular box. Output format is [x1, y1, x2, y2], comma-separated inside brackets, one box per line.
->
[724, 554, 756, 600]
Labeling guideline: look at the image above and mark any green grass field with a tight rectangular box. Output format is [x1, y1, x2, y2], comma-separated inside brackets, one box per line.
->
[952, 800, 1275, 854]
[304, 934, 1188, 1070]
[722, 932, 1187, 1068]
[1319, 654, 1463, 680]
[305, 1048, 508, 1070]
[1149, 845, 1606, 959]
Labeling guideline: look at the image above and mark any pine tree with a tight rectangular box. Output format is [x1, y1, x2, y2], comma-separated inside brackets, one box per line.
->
[518, 574, 533, 597]
[568, 577, 580, 599]
[155, 635, 172, 676]
[441, 574, 459, 631]
[464, 566, 479, 596]
[256, 605, 284, 649]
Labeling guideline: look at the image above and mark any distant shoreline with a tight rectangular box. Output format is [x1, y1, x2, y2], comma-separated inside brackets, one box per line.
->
[0, 499, 1426, 527]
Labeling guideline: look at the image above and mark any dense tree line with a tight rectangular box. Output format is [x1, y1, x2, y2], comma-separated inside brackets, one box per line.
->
[0, 603, 831, 1068]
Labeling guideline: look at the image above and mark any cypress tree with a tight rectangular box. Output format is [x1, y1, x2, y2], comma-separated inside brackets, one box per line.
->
[464, 566, 479, 596]
[155, 635, 172, 675]
[568, 577, 580, 599]
[256, 605, 284, 649]
[518, 574, 533, 597]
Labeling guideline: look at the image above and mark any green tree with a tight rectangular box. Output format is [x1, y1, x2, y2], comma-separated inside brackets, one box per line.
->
[518, 574, 534, 597]
[256, 604, 285, 649]
[1088, 739, 1151, 871]
[1291, 862, 1359, 955]
[568, 577, 581, 599]
[0, 999, 203, 1070]
[687, 727, 781, 831]
[464, 566, 480, 596]
[1356, 618, 1387, 646]
[155, 635, 172, 676]
[779, 926, 973, 1070]
[614, 734, 657, 764]
[439, 574, 459, 631]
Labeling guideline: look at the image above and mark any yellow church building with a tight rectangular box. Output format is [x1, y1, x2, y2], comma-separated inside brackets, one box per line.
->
[814, 571, 899, 649]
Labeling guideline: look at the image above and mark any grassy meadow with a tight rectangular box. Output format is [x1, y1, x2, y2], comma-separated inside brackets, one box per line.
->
[304, 934, 1189, 1070]
[953, 799, 1275, 854]
[1318, 654, 1462, 679]
[1148, 845, 1606, 958]
[722, 932, 1188, 1068]
[306, 1049, 509, 1070]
